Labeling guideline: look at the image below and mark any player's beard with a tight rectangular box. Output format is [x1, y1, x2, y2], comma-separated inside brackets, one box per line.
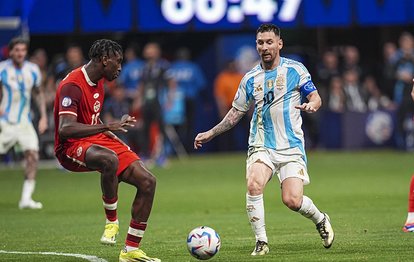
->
[261, 54, 275, 70]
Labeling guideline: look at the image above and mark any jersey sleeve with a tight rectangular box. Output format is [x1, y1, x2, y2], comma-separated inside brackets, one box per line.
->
[232, 74, 253, 112]
[58, 83, 82, 117]
[0, 61, 6, 83]
[297, 62, 317, 97]
[32, 64, 42, 89]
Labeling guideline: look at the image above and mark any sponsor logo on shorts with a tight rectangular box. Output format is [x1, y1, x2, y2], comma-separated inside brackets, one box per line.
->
[93, 101, 100, 112]
[93, 93, 99, 99]
[76, 146, 83, 157]
[298, 169, 305, 176]
[62, 97, 72, 107]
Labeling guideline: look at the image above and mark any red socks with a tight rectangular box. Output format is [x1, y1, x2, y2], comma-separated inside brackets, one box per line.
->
[126, 220, 147, 248]
[102, 196, 118, 222]
[408, 175, 414, 213]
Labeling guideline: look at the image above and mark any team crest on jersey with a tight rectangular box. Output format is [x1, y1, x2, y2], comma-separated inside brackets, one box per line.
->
[76, 146, 83, 157]
[266, 80, 274, 88]
[93, 93, 99, 99]
[62, 97, 72, 107]
[275, 76, 285, 90]
[94, 101, 101, 112]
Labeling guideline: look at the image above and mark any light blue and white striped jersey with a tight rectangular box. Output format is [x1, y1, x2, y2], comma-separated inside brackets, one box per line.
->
[232, 57, 317, 158]
[0, 59, 41, 124]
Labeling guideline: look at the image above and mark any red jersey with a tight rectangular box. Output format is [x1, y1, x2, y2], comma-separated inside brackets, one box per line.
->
[54, 66, 105, 153]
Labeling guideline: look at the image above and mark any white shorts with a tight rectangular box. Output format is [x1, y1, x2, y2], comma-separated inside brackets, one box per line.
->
[246, 148, 310, 185]
[0, 120, 39, 153]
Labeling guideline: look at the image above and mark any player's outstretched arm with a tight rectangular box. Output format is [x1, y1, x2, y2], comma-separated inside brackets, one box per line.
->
[295, 90, 322, 113]
[58, 114, 136, 140]
[194, 107, 245, 149]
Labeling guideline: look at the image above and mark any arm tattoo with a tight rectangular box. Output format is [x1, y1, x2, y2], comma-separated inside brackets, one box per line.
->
[211, 107, 245, 136]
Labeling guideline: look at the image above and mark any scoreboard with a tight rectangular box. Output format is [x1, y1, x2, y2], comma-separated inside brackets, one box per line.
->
[0, 0, 413, 34]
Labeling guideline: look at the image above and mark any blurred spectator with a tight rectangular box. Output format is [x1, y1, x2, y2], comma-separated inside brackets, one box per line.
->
[30, 48, 55, 158]
[394, 32, 414, 105]
[362, 75, 395, 111]
[53, 43, 85, 82]
[160, 82, 186, 158]
[393, 32, 414, 149]
[327, 76, 346, 113]
[342, 69, 367, 112]
[381, 42, 398, 99]
[117, 43, 144, 101]
[138, 42, 174, 165]
[29, 48, 49, 122]
[167, 47, 206, 152]
[341, 45, 363, 77]
[316, 49, 340, 101]
[102, 85, 130, 143]
[213, 60, 244, 151]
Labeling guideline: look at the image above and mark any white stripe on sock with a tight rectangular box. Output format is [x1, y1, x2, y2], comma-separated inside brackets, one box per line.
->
[127, 227, 145, 237]
[103, 201, 117, 210]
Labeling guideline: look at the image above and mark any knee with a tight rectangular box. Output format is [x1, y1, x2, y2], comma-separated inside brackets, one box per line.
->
[131, 165, 156, 194]
[282, 194, 302, 211]
[246, 177, 264, 195]
[141, 173, 157, 194]
[100, 152, 119, 173]
[25, 150, 39, 163]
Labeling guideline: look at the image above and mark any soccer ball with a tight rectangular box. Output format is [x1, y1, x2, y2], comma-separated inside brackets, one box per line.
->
[186, 226, 221, 260]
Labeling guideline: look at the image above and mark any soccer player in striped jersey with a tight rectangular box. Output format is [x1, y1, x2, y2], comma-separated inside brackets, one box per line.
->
[194, 24, 334, 255]
[0, 37, 48, 209]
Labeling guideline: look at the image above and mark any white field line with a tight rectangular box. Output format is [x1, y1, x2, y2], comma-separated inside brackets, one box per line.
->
[0, 250, 108, 262]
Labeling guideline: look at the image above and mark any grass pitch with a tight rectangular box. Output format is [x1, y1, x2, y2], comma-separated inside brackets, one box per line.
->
[1, 150, 414, 261]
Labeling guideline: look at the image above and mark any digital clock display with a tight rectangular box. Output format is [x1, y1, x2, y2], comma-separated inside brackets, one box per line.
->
[138, 0, 300, 31]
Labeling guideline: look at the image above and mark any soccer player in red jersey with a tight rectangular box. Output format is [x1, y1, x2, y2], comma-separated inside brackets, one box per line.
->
[54, 39, 160, 262]
[404, 80, 414, 233]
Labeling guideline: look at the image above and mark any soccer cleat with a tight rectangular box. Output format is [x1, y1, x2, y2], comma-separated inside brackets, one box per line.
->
[251, 240, 269, 256]
[18, 199, 43, 210]
[119, 248, 161, 262]
[316, 213, 335, 249]
[402, 223, 414, 232]
[100, 222, 119, 245]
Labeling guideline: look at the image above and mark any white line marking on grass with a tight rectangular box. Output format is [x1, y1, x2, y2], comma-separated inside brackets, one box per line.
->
[0, 250, 108, 262]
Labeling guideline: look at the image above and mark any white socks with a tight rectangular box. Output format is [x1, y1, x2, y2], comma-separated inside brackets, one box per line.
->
[406, 212, 414, 224]
[246, 194, 267, 243]
[298, 195, 324, 224]
[20, 179, 35, 203]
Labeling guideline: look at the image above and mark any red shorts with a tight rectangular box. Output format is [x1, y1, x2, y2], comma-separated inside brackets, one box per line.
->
[56, 133, 140, 176]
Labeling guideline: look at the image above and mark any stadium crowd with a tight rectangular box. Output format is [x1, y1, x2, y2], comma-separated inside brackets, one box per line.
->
[1, 31, 414, 166]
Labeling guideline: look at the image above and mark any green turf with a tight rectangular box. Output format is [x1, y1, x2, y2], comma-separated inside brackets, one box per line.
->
[1, 150, 414, 261]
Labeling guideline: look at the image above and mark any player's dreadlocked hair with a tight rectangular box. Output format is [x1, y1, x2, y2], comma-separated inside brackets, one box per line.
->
[88, 39, 123, 61]
[257, 24, 281, 37]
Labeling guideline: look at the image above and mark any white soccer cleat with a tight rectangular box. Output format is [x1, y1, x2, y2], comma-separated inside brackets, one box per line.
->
[100, 222, 119, 245]
[18, 199, 43, 210]
[251, 240, 269, 256]
[316, 213, 334, 248]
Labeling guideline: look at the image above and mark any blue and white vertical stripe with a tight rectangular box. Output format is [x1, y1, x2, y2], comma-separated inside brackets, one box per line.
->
[0, 59, 41, 124]
[232, 57, 316, 159]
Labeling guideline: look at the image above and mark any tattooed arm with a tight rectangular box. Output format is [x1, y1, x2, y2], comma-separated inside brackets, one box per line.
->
[194, 107, 246, 149]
